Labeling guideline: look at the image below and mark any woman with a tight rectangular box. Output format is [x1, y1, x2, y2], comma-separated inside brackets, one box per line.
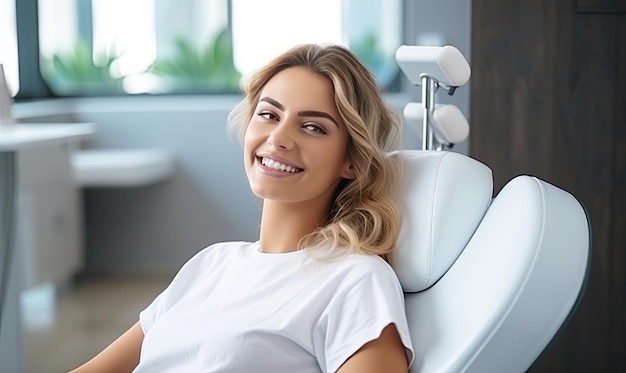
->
[70, 43, 414, 373]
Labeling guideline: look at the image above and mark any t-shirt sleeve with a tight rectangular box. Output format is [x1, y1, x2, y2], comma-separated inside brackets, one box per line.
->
[314, 260, 415, 372]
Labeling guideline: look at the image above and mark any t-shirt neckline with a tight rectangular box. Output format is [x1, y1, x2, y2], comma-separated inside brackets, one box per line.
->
[249, 241, 310, 261]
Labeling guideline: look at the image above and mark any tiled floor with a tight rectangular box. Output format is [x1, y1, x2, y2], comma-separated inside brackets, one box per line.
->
[21, 273, 173, 373]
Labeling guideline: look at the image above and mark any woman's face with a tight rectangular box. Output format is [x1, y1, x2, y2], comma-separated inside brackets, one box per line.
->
[244, 66, 354, 207]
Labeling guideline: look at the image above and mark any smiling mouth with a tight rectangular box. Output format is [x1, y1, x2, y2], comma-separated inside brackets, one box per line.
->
[258, 157, 303, 173]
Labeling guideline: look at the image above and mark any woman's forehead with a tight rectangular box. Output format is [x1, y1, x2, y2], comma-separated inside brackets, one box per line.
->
[259, 67, 336, 108]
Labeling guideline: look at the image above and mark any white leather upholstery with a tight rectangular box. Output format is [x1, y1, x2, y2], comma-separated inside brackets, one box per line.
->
[395, 46, 471, 87]
[392, 152, 591, 372]
[391, 151, 493, 292]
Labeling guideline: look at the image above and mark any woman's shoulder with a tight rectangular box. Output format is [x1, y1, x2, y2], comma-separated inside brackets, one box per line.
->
[161, 241, 257, 289]
[346, 253, 398, 280]
[318, 246, 392, 267]
[310, 248, 400, 286]
[197, 240, 256, 255]
[181, 241, 258, 270]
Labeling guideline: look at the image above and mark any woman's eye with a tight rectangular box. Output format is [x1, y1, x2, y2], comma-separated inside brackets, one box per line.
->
[303, 123, 327, 134]
[258, 111, 278, 121]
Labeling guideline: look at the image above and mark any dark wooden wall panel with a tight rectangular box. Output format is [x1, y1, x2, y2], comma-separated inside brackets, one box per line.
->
[470, 0, 625, 371]
[610, 18, 626, 369]
[577, 0, 626, 12]
[470, 1, 557, 190]
[542, 10, 616, 372]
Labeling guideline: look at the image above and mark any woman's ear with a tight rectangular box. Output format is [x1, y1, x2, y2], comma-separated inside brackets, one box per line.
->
[341, 163, 356, 180]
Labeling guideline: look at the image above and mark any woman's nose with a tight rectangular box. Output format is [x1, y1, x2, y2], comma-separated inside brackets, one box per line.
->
[267, 121, 295, 150]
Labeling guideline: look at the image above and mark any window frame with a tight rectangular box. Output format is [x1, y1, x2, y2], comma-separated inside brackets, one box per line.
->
[14, 0, 405, 101]
[15, 0, 53, 99]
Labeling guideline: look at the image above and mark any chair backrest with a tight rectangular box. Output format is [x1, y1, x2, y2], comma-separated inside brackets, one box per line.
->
[391, 150, 591, 373]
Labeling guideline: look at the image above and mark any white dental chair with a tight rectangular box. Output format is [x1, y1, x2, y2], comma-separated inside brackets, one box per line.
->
[391, 46, 591, 372]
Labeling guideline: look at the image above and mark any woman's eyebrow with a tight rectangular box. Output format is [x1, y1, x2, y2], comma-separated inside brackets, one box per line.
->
[259, 96, 284, 110]
[258, 96, 339, 127]
[298, 110, 339, 127]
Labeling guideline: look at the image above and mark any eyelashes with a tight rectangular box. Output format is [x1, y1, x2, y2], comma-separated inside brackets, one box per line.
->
[256, 111, 328, 135]
[257, 111, 278, 121]
[303, 123, 327, 134]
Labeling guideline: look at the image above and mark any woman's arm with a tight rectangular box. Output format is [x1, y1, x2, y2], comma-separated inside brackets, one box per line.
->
[68, 321, 144, 373]
[336, 323, 409, 373]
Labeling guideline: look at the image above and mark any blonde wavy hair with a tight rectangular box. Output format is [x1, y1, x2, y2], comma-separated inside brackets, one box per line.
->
[228, 43, 401, 261]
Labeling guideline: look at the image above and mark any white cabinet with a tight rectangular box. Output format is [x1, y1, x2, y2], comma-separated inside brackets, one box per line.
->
[16, 140, 83, 289]
[0, 122, 93, 372]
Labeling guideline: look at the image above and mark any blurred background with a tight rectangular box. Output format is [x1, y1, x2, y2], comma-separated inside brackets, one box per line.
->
[0, 0, 624, 372]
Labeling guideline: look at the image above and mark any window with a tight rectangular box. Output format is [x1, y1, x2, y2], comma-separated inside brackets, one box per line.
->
[32, 0, 403, 97]
[39, 0, 161, 95]
[232, 0, 343, 75]
[231, 0, 401, 87]
[0, 0, 19, 96]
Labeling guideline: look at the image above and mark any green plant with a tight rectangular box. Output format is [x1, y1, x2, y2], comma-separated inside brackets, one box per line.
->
[351, 32, 385, 70]
[351, 32, 397, 86]
[42, 38, 123, 94]
[150, 29, 241, 91]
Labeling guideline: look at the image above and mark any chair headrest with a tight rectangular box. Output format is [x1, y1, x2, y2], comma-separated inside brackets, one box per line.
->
[390, 150, 493, 292]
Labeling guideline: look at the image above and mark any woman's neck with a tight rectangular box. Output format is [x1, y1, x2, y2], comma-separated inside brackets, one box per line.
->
[258, 199, 329, 253]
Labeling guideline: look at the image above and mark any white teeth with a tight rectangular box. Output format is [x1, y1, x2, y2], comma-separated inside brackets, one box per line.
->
[260, 157, 301, 173]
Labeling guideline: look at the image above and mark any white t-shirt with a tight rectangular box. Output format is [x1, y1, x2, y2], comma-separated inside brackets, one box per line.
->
[135, 241, 414, 373]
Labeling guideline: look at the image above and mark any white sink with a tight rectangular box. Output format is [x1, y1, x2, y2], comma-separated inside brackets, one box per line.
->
[0, 123, 95, 151]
